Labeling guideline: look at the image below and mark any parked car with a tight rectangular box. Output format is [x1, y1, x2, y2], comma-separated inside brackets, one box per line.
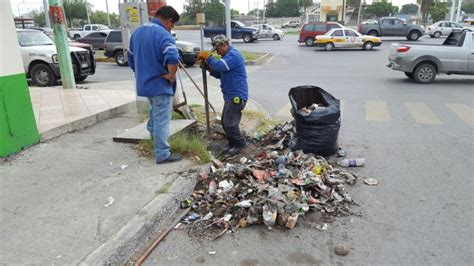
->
[76, 31, 108, 49]
[358, 17, 424, 41]
[16, 29, 95, 86]
[250, 24, 284, 40]
[282, 20, 300, 28]
[316, 28, 382, 51]
[104, 30, 200, 67]
[69, 24, 111, 40]
[426, 21, 471, 38]
[299, 22, 343, 46]
[387, 30, 474, 83]
[203, 20, 258, 43]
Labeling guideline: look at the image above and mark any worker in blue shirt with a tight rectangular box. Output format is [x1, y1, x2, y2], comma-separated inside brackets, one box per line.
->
[198, 35, 249, 157]
[128, 6, 182, 164]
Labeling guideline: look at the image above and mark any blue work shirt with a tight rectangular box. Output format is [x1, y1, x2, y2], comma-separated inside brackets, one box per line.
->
[128, 18, 179, 97]
[207, 46, 249, 102]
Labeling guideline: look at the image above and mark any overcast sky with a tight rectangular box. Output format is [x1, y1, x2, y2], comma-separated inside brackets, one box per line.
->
[10, 0, 422, 17]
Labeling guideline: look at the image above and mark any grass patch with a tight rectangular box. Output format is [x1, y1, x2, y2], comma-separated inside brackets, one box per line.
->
[285, 31, 300, 35]
[138, 131, 210, 164]
[243, 110, 280, 134]
[209, 51, 264, 62]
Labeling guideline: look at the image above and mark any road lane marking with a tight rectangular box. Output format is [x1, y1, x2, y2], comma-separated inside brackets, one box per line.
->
[365, 101, 390, 122]
[446, 103, 474, 127]
[276, 102, 292, 118]
[405, 102, 441, 124]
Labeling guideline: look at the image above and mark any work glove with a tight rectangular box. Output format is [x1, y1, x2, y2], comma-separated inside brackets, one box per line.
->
[198, 51, 211, 61]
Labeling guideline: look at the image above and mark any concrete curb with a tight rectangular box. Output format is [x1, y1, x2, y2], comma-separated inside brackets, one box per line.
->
[80, 172, 198, 265]
[40, 101, 136, 141]
[245, 52, 272, 66]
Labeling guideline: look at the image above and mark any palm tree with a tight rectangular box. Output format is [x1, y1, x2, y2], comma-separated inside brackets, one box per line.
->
[417, 0, 435, 24]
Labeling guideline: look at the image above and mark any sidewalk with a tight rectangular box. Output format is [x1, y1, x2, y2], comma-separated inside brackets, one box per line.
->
[0, 74, 269, 264]
[30, 85, 135, 140]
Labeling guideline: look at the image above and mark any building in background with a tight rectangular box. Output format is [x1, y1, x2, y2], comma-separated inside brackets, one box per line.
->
[319, 0, 345, 22]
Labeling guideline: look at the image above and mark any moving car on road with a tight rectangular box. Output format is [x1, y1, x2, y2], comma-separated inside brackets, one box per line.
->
[69, 24, 111, 40]
[17, 29, 95, 86]
[299, 22, 343, 46]
[251, 24, 284, 40]
[282, 20, 300, 28]
[203, 20, 258, 43]
[104, 30, 200, 67]
[315, 28, 382, 51]
[358, 17, 424, 41]
[426, 21, 470, 38]
[387, 30, 474, 83]
[76, 32, 108, 49]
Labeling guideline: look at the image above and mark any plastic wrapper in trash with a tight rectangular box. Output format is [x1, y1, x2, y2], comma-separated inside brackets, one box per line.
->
[289, 85, 341, 156]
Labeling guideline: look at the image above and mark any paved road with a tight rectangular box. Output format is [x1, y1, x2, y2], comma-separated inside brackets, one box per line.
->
[140, 31, 473, 265]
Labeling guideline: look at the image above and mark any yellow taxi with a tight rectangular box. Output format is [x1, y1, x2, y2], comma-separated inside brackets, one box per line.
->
[315, 28, 382, 51]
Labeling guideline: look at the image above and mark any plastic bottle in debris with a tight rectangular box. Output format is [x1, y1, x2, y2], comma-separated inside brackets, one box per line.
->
[338, 158, 365, 167]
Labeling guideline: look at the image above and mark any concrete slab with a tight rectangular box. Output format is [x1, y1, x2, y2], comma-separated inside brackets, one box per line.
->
[113, 119, 197, 144]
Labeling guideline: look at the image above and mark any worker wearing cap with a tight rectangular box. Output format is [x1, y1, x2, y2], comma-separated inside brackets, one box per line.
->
[198, 35, 249, 157]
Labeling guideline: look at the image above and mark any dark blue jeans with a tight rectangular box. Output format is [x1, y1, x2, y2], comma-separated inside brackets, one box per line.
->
[222, 100, 246, 148]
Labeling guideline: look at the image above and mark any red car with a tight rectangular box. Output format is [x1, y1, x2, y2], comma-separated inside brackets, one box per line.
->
[298, 22, 344, 47]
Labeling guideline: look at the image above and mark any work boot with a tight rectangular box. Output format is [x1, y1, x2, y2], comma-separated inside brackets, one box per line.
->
[156, 153, 183, 164]
[222, 145, 233, 155]
[227, 144, 246, 157]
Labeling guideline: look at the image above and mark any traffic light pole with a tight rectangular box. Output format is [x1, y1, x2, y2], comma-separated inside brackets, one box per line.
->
[48, 0, 76, 89]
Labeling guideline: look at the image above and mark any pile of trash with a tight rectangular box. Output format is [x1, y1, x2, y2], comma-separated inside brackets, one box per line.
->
[298, 103, 328, 116]
[181, 122, 362, 240]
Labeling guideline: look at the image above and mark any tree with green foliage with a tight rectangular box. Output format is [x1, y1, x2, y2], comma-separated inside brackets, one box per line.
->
[63, 0, 90, 28]
[28, 9, 46, 27]
[90, 11, 120, 29]
[264, 0, 300, 17]
[417, 0, 434, 24]
[363, 0, 398, 18]
[431, 2, 449, 22]
[181, 0, 204, 25]
[400, 3, 419, 15]
[203, 0, 225, 26]
[462, 1, 474, 14]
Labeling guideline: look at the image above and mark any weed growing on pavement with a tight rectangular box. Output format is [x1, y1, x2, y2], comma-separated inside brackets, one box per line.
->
[137, 132, 210, 164]
[243, 110, 280, 134]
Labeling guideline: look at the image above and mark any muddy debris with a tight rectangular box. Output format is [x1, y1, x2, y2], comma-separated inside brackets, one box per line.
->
[182, 122, 367, 240]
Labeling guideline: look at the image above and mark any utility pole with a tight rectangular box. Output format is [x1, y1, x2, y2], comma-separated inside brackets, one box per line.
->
[225, 0, 231, 42]
[263, 0, 265, 23]
[85, 0, 91, 24]
[48, 0, 76, 89]
[450, 0, 456, 22]
[43, 0, 51, 28]
[357, 0, 363, 25]
[456, 0, 462, 22]
[105, 0, 111, 27]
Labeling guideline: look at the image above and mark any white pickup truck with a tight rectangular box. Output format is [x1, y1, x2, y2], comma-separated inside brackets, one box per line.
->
[388, 30, 474, 83]
[69, 24, 111, 40]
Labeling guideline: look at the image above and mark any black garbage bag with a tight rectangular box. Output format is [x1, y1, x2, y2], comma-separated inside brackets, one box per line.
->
[289, 86, 341, 156]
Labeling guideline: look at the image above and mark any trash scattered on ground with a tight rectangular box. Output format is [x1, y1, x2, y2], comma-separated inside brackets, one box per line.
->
[108, 161, 113, 167]
[181, 120, 368, 240]
[338, 158, 365, 167]
[208, 251, 217, 255]
[315, 223, 328, 231]
[363, 178, 379, 186]
[334, 243, 350, 256]
[298, 103, 328, 116]
[104, 196, 115, 207]
[336, 148, 346, 157]
[120, 164, 128, 170]
[174, 223, 183, 230]
[55, 255, 62, 259]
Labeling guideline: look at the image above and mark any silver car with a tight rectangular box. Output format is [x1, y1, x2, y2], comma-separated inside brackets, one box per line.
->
[426, 21, 469, 38]
[387, 30, 474, 83]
